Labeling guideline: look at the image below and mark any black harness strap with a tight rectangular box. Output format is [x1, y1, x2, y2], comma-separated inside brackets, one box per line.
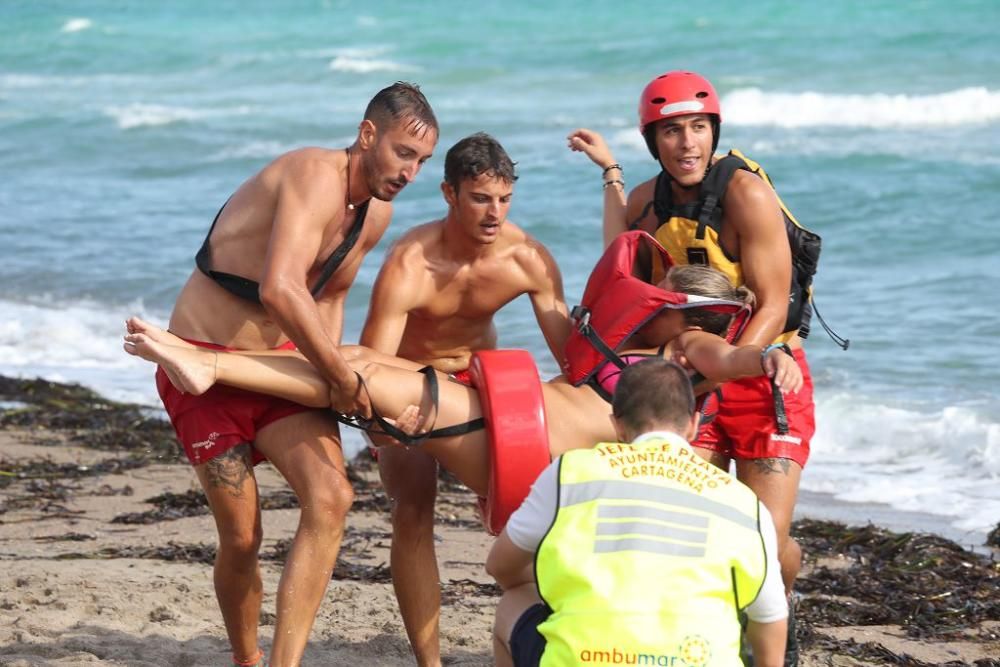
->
[334, 366, 485, 447]
[640, 160, 745, 245]
[196, 199, 370, 304]
[772, 388, 790, 435]
[195, 200, 261, 302]
[766, 344, 796, 435]
[307, 200, 369, 297]
[628, 199, 656, 232]
[694, 156, 744, 241]
[570, 307, 629, 374]
[810, 298, 850, 350]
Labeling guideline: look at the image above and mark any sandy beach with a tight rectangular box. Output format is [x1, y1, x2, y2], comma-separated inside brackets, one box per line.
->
[1, 376, 998, 666]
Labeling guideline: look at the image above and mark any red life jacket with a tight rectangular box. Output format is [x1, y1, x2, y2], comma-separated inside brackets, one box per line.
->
[562, 230, 749, 387]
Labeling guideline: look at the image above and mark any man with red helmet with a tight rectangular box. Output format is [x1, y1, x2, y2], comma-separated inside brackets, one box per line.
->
[568, 70, 815, 665]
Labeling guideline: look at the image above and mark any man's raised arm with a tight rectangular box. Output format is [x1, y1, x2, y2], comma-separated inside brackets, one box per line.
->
[567, 128, 628, 247]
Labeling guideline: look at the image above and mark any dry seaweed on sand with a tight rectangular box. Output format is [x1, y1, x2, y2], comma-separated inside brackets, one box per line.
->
[794, 519, 1000, 642]
[0, 473, 91, 518]
[110, 487, 303, 524]
[0, 454, 149, 492]
[265, 525, 394, 583]
[111, 489, 211, 524]
[0, 375, 180, 462]
[44, 541, 220, 565]
[259, 488, 300, 510]
[799, 626, 999, 667]
[33, 531, 97, 542]
[440, 578, 500, 605]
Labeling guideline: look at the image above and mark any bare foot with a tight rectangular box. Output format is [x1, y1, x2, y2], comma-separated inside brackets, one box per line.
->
[124, 317, 194, 349]
[123, 333, 217, 395]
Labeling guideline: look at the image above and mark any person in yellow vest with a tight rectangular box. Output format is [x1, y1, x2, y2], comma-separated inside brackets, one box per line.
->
[487, 358, 788, 667]
[568, 71, 816, 664]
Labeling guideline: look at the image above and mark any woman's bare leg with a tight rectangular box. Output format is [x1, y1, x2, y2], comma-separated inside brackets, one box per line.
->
[358, 362, 490, 495]
[124, 332, 493, 494]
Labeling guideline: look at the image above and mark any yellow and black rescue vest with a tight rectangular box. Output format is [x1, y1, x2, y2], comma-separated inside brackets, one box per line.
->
[637, 149, 831, 346]
[534, 436, 768, 667]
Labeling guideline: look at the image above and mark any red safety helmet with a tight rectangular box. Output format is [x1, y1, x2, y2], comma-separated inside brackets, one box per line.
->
[639, 70, 721, 158]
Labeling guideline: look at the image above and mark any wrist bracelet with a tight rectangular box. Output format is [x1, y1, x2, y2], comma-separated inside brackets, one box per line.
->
[602, 163, 623, 177]
[603, 179, 625, 191]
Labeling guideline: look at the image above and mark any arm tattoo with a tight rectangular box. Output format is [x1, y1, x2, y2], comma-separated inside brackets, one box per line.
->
[204, 443, 255, 497]
[752, 457, 792, 475]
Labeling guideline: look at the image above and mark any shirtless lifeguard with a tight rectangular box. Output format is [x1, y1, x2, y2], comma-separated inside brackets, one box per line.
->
[356, 132, 570, 667]
[150, 82, 437, 667]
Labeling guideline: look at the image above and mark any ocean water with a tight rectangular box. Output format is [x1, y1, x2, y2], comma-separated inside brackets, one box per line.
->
[2, 2, 998, 539]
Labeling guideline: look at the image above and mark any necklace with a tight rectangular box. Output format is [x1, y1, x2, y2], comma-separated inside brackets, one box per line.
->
[345, 147, 355, 211]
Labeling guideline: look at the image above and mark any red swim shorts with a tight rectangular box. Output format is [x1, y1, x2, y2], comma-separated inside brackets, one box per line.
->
[449, 368, 473, 386]
[156, 338, 315, 467]
[694, 348, 814, 468]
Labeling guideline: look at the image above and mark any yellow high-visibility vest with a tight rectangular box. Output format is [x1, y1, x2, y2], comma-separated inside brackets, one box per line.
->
[534, 435, 767, 667]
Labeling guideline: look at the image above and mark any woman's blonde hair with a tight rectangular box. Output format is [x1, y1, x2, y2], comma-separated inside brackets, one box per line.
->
[661, 265, 755, 335]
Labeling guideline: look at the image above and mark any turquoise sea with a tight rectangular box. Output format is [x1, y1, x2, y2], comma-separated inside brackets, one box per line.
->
[2, 2, 998, 540]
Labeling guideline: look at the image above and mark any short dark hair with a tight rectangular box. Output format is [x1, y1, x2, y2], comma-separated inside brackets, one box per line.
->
[443, 132, 518, 192]
[364, 81, 438, 139]
[611, 358, 695, 435]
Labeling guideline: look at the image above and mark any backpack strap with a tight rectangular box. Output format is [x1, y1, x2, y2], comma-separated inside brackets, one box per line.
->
[652, 170, 673, 223]
[645, 156, 748, 241]
[695, 154, 748, 240]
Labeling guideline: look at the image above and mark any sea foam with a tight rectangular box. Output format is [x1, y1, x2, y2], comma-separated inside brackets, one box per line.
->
[60, 18, 93, 33]
[104, 103, 252, 130]
[806, 391, 1000, 532]
[328, 56, 417, 73]
[723, 87, 1000, 128]
[0, 298, 165, 406]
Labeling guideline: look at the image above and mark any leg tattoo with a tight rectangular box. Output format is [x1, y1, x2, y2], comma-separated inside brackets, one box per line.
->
[752, 457, 792, 475]
[204, 444, 255, 497]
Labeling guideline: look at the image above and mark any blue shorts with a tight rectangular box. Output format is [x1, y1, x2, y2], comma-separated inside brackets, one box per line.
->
[509, 603, 550, 666]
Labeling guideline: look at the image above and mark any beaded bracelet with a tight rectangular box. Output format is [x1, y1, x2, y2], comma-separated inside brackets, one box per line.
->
[603, 179, 625, 191]
[602, 163, 623, 177]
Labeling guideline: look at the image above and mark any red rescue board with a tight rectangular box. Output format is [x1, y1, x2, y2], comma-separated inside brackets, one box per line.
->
[469, 349, 550, 536]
